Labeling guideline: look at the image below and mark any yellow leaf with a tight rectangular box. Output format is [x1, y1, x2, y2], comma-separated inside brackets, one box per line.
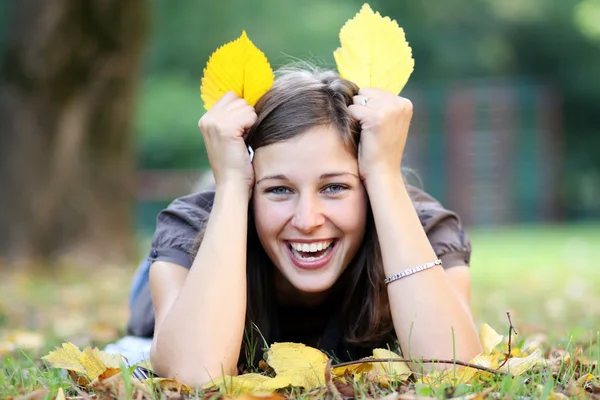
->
[480, 323, 503, 356]
[371, 348, 412, 383]
[93, 347, 123, 369]
[42, 342, 86, 375]
[334, 3, 414, 94]
[266, 342, 328, 390]
[498, 348, 544, 375]
[200, 30, 274, 110]
[80, 347, 108, 381]
[55, 387, 66, 400]
[203, 373, 275, 394]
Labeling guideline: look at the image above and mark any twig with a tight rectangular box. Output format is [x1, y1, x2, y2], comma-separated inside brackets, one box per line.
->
[498, 311, 518, 369]
[332, 357, 504, 375]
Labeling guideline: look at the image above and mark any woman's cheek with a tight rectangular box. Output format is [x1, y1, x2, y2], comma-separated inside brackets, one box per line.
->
[253, 197, 292, 237]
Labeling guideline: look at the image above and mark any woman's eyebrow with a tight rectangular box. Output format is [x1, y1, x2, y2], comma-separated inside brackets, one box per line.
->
[256, 172, 359, 185]
[256, 174, 288, 185]
[320, 172, 359, 180]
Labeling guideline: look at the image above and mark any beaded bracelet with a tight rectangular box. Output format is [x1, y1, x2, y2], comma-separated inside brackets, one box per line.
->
[384, 259, 442, 285]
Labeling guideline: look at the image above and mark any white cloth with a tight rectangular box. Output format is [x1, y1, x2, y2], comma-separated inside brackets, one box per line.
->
[104, 336, 153, 366]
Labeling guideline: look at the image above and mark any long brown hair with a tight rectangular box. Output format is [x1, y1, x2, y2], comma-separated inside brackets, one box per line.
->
[193, 64, 395, 359]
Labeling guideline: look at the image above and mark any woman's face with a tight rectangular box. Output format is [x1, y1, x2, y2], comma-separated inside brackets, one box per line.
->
[252, 125, 368, 294]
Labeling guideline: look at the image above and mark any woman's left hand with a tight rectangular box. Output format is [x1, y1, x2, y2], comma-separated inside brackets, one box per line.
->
[348, 88, 413, 183]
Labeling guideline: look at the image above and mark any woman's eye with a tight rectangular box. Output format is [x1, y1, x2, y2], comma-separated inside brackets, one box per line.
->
[323, 184, 348, 194]
[266, 186, 292, 195]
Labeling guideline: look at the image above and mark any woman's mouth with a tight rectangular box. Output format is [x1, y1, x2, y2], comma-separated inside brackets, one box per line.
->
[285, 239, 338, 270]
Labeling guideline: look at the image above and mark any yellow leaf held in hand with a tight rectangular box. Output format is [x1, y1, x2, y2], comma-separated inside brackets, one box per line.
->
[334, 3, 414, 94]
[201, 30, 274, 110]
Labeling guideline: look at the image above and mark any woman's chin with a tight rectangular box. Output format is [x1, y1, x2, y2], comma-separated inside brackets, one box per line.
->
[284, 270, 337, 294]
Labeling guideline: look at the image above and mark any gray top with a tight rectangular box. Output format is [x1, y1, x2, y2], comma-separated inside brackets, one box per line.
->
[147, 185, 472, 269]
[127, 184, 472, 349]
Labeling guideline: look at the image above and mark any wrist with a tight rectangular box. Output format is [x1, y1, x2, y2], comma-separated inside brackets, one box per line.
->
[363, 167, 405, 194]
[215, 179, 252, 202]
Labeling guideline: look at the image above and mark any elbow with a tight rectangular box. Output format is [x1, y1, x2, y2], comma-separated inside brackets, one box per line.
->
[150, 336, 237, 388]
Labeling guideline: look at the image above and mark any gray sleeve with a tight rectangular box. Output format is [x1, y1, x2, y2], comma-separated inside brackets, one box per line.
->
[407, 185, 472, 268]
[148, 190, 215, 269]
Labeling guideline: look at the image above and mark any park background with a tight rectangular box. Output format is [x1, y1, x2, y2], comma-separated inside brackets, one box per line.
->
[1, 0, 600, 381]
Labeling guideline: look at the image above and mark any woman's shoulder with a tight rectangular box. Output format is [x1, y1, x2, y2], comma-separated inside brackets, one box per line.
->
[148, 189, 216, 269]
[406, 184, 472, 268]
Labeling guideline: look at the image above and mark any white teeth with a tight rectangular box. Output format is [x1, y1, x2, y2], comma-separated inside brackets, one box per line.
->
[289, 240, 333, 253]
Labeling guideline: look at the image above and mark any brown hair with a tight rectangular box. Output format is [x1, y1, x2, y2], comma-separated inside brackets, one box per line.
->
[193, 64, 395, 361]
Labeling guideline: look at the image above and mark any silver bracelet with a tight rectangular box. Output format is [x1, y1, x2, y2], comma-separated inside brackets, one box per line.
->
[384, 259, 442, 285]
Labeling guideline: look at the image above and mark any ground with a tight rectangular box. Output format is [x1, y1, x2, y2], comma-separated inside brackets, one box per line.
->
[1, 222, 599, 398]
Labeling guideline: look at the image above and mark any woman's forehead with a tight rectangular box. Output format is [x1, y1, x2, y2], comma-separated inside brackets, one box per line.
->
[253, 126, 358, 176]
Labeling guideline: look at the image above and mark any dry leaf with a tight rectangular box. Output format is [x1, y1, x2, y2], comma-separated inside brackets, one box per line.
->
[200, 30, 274, 110]
[371, 348, 412, 383]
[42, 342, 87, 375]
[55, 388, 66, 400]
[150, 378, 194, 394]
[479, 323, 504, 356]
[266, 342, 328, 390]
[497, 348, 543, 375]
[334, 3, 414, 94]
[203, 373, 275, 394]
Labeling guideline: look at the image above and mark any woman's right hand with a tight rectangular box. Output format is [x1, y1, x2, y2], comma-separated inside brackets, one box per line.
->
[198, 91, 257, 191]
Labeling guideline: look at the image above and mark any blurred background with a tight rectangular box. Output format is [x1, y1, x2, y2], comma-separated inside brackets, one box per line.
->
[0, 0, 599, 351]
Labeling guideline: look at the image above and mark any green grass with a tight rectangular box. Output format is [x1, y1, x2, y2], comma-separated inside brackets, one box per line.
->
[1, 223, 600, 399]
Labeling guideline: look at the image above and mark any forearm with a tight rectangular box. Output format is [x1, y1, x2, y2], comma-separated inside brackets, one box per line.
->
[366, 172, 482, 363]
[153, 183, 249, 385]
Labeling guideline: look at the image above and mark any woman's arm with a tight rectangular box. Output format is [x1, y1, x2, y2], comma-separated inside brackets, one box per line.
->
[366, 173, 482, 364]
[150, 92, 257, 386]
[349, 88, 481, 365]
[150, 182, 249, 385]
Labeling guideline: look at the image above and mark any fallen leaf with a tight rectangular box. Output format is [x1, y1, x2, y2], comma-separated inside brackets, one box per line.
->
[479, 323, 503, 356]
[80, 347, 107, 380]
[497, 348, 543, 375]
[56, 388, 66, 400]
[371, 348, 412, 383]
[42, 342, 87, 375]
[266, 342, 328, 390]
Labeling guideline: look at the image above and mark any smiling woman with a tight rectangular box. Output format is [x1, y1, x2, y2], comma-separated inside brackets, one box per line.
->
[125, 65, 482, 387]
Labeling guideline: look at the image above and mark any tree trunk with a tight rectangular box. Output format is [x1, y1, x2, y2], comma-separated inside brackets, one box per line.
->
[0, 0, 148, 267]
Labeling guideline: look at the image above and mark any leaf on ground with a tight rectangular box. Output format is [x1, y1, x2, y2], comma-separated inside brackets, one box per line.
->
[371, 348, 412, 383]
[266, 342, 328, 390]
[42, 342, 125, 383]
[42, 342, 87, 375]
[55, 387, 66, 400]
[497, 348, 543, 375]
[480, 323, 504, 356]
[80, 347, 108, 381]
[203, 373, 275, 394]
[149, 378, 194, 394]
[204, 342, 328, 394]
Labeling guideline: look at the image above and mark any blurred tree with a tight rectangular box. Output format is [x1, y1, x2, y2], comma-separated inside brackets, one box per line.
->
[0, 0, 148, 267]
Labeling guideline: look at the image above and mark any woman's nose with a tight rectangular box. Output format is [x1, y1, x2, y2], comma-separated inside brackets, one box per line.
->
[291, 195, 325, 233]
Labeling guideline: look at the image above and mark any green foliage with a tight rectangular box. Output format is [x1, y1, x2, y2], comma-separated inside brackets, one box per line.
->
[135, 74, 208, 169]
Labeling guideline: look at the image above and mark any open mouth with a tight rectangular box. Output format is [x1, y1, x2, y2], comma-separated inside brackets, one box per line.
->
[284, 239, 338, 269]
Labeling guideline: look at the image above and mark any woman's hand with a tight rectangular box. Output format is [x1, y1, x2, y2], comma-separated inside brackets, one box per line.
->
[198, 91, 257, 191]
[348, 88, 413, 184]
